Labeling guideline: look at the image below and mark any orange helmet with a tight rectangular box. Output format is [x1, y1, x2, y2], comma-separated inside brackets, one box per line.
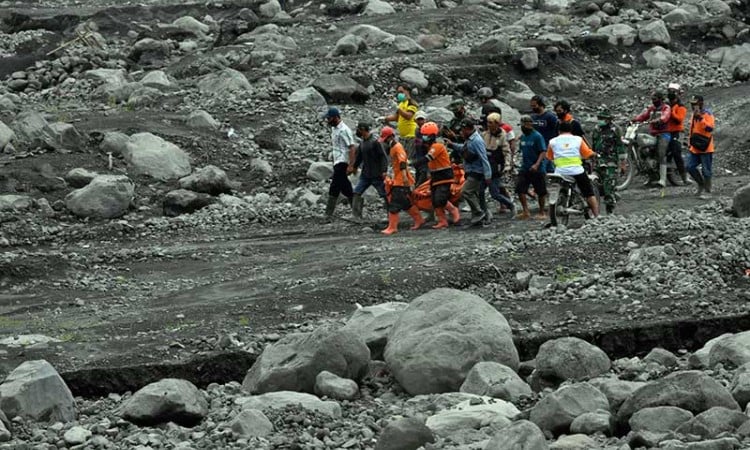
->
[420, 121, 439, 136]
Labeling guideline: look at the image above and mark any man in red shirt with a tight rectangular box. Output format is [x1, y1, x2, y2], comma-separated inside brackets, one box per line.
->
[633, 91, 672, 188]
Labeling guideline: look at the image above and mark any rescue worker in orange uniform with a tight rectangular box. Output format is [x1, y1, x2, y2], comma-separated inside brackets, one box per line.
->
[665, 83, 689, 184]
[412, 122, 460, 228]
[379, 127, 425, 235]
[686, 95, 715, 199]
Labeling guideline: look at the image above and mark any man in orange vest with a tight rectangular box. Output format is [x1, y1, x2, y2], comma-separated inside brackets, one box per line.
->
[379, 126, 425, 235]
[413, 122, 461, 228]
[686, 95, 715, 199]
[545, 120, 600, 217]
[666, 83, 689, 184]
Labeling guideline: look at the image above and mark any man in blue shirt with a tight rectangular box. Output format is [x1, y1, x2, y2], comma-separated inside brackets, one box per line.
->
[515, 115, 547, 220]
[530, 95, 558, 175]
[448, 118, 492, 225]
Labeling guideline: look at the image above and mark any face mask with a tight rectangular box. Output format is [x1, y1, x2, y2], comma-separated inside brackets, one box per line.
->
[556, 111, 566, 119]
[522, 127, 533, 135]
[397, 93, 406, 102]
[598, 120, 608, 127]
[667, 92, 676, 101]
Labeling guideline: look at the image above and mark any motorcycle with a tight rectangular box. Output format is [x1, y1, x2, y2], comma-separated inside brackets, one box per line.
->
[547, 172, 600, 227]
[616, 123, 681, 191]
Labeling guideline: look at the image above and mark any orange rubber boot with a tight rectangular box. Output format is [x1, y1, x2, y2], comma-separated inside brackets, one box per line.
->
[446, 202, 460, 224]
[381, 212, 400, 235]
[432, 207, 449, 229]
[407, 206, 425, 230]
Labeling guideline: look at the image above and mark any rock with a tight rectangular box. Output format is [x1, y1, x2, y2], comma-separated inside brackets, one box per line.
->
[250, 158, 272, 177]
[288, 87, 327, 107]
[0, 194, 33, 212]
[417, 34, 445, 50]
[399, 68, 428, 90]
[347, 24, 395, 47]
[596, 24, 637, 46]
[0, 360, 75, 422]
[708, 331, 750, 368]
[536, 337, 611, 383]
[330, 34, 367, 56]
[0, 121, 15, 149]
[130, 38, 172, 66]
[384, 288, 519, 395]
[485, 419, 549, 450]
[540, 76, 581, 94]
[663, 8, 691, 25]
[63, 426, 91, 445]
[690, 334, 732, 369]
[517, 47, 539, 70]
[172, 16, 209, 36]
[100, 131, 130, 156]
[539, 0, 570, 11]
[84, 68, 128, 85]
[239, 391, 341, 418]
[364, 0, 395, 15]
[120, 378, 208, 427]
[643, 348, 678, 368]
[425, 397, 519, 436]
[375, 417, 435, 450]
[423, 107, 453, 125]
[328, 0, 367, 16]
[141, 70, 174, 89]
[503, 81, 536, 112]
[198, 68, 251, 96]
[341, 302, 408, 360]
[307, 161, 333, 181]
[459, 361, 532, 403]
[227, 409, 273, 438]
[549, 434, 597, 450]
[617, 371, 740, 426]
[570, 410, 612, 435]
[702, 0, 731, 15]
[64, 168, 99, 188]
[515, 271, 532, 291]
[125, 132, 192, 181]
[237, 32, 297, 52]
[259, 0, 281, 18]
[675, 406, 749, 439]
[187, 110, 220, 130]
[314, 371, 359, 401]
[65, 175, 134, 219]
[471, 35, 511, 55]
[48, 122, 83, 150]
[393, 35, 424, 54]
[11, 111, 58, 149]
[163, 189, 215, 216]
[420, 0, 437, 8]
[242, 324, 370, 394]
[178, 165, 234, 195]
[529, 382, 610, 436]
[643, 45, 672, 68]
[732, 184, 750, 217]
[629, 406, 693, 433]
[0, 419, 8, 442]
[312, 74, 369, 103]
[730, 363, 750, 408]
[638, 19, 671, 45]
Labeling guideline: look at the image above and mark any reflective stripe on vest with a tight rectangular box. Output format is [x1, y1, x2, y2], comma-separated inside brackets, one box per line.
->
[550, 135, 583, 168]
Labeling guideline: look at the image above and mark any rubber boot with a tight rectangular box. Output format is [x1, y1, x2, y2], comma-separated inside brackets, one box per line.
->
[691, 171, 705, 196]
[432, 207, 449, 229]
[657, 164, 667, 188]
[324, 195, 337, 222]
[351, 194, 363, 221]
[407, 206, 425, 230]
[700, 178, 712, 200]
[446, 202, 461, 224]
[381, 212, 400, 235]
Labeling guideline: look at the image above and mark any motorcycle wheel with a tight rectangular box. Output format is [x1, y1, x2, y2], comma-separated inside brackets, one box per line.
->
[615, 147, 636, 191]
[549, 190, 570, 227]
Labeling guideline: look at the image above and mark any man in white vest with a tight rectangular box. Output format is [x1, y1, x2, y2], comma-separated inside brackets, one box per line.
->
[545, 121, 600, 217]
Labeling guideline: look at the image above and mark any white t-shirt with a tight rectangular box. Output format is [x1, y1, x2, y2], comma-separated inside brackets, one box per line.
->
[331, 121, 354, 166]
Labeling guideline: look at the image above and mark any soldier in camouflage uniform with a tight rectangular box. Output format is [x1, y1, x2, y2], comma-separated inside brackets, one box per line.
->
[591, 110, 626, 214]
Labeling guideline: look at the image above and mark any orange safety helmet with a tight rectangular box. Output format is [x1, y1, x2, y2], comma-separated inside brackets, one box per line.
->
[420, 121, 439, 136]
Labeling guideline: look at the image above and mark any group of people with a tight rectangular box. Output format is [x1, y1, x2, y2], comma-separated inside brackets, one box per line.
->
[321, 83, 716, 234]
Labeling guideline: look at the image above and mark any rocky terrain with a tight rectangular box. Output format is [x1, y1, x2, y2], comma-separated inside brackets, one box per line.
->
[2, 0, 750, 447]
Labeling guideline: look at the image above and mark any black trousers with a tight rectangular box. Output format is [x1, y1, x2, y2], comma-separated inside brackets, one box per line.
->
[329, 162, 353, 198]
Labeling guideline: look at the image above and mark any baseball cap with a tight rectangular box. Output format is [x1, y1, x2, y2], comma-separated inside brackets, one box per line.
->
[378, 126, 395, 142]
[460, 117, 476, 129]
[356, 121, 371, 131]
[520, 115, 533, 123]
[324, 107, 340, 118]
[690, 95, 704, 104]
[414, 110, 427, 121]
[668, 82, 681, 91]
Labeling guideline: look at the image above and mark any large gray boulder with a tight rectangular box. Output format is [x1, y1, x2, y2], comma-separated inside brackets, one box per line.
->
[242, 324, 370, 394]
[629, 406, 694, 433]
[341, 302, 407, 360]
[663, 8, 691, 25]
[307, 161, 333, 181]
[330, 34, 367, 56]
[65, 175, 134, 219]
[171, 16, 209, 36]
[393, 35, 424, 54]
[288, 87, 327, 107]
[588, 377, 645, 414]
[470, 35, 511, 55]
[535, 337, 611, 383]
[197, 68, 252, 96]
[186, 110, 220, 130]
[399, 68, 428, 90]
[459, 361, 532, 403]
[364, 0, 395, 15]
[730, 363, 750, 408]
[0, 195, 33, 212]
[643, 46, 672, 68]
[674, 406, 749, 439]
[384, 288, 519, 395]
[314, 371, 359, 401]
[227, 409, 273, 438]
[638, 19, 671, 45]
[708, 331, 750, 368]
[64, 168, 99, 188]
[239, 391, 341, 418]
[617, 371, 740, 426]
[178, 165, 235, 195]
[100, 131, 130, 156]
[84, 68, 128, 86]
[375, 417, 435, 450]
[733, 183, 750, 218]
[425, 397, 519, 436]
[485, 419, 549, 450]
[529, 382, 610, 436]
[312, 74, 369, 104]
[120, 378, 208, 427]
[0, 121, 15, 149]
[141, 70, 174, 89]
[163, 189, 215, 217]
[596, 24, 636, 46]
[346, 24, 395, 47]
[0, 360, 75, 423]
[11, 111, 58, 149]
[125, 133, 191, 181]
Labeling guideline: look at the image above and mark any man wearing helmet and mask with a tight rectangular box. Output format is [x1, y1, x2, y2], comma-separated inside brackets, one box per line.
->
[665, 83, 689, 185]
[378, 126, 425, 235]
[412, 122, 461, 228]
[633, 91, 672, 188]
[591, 109, 626, 214]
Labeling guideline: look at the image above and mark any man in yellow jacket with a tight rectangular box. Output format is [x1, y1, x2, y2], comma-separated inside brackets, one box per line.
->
[686, 95, 716, 199]
[383, 85, 419, 158]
